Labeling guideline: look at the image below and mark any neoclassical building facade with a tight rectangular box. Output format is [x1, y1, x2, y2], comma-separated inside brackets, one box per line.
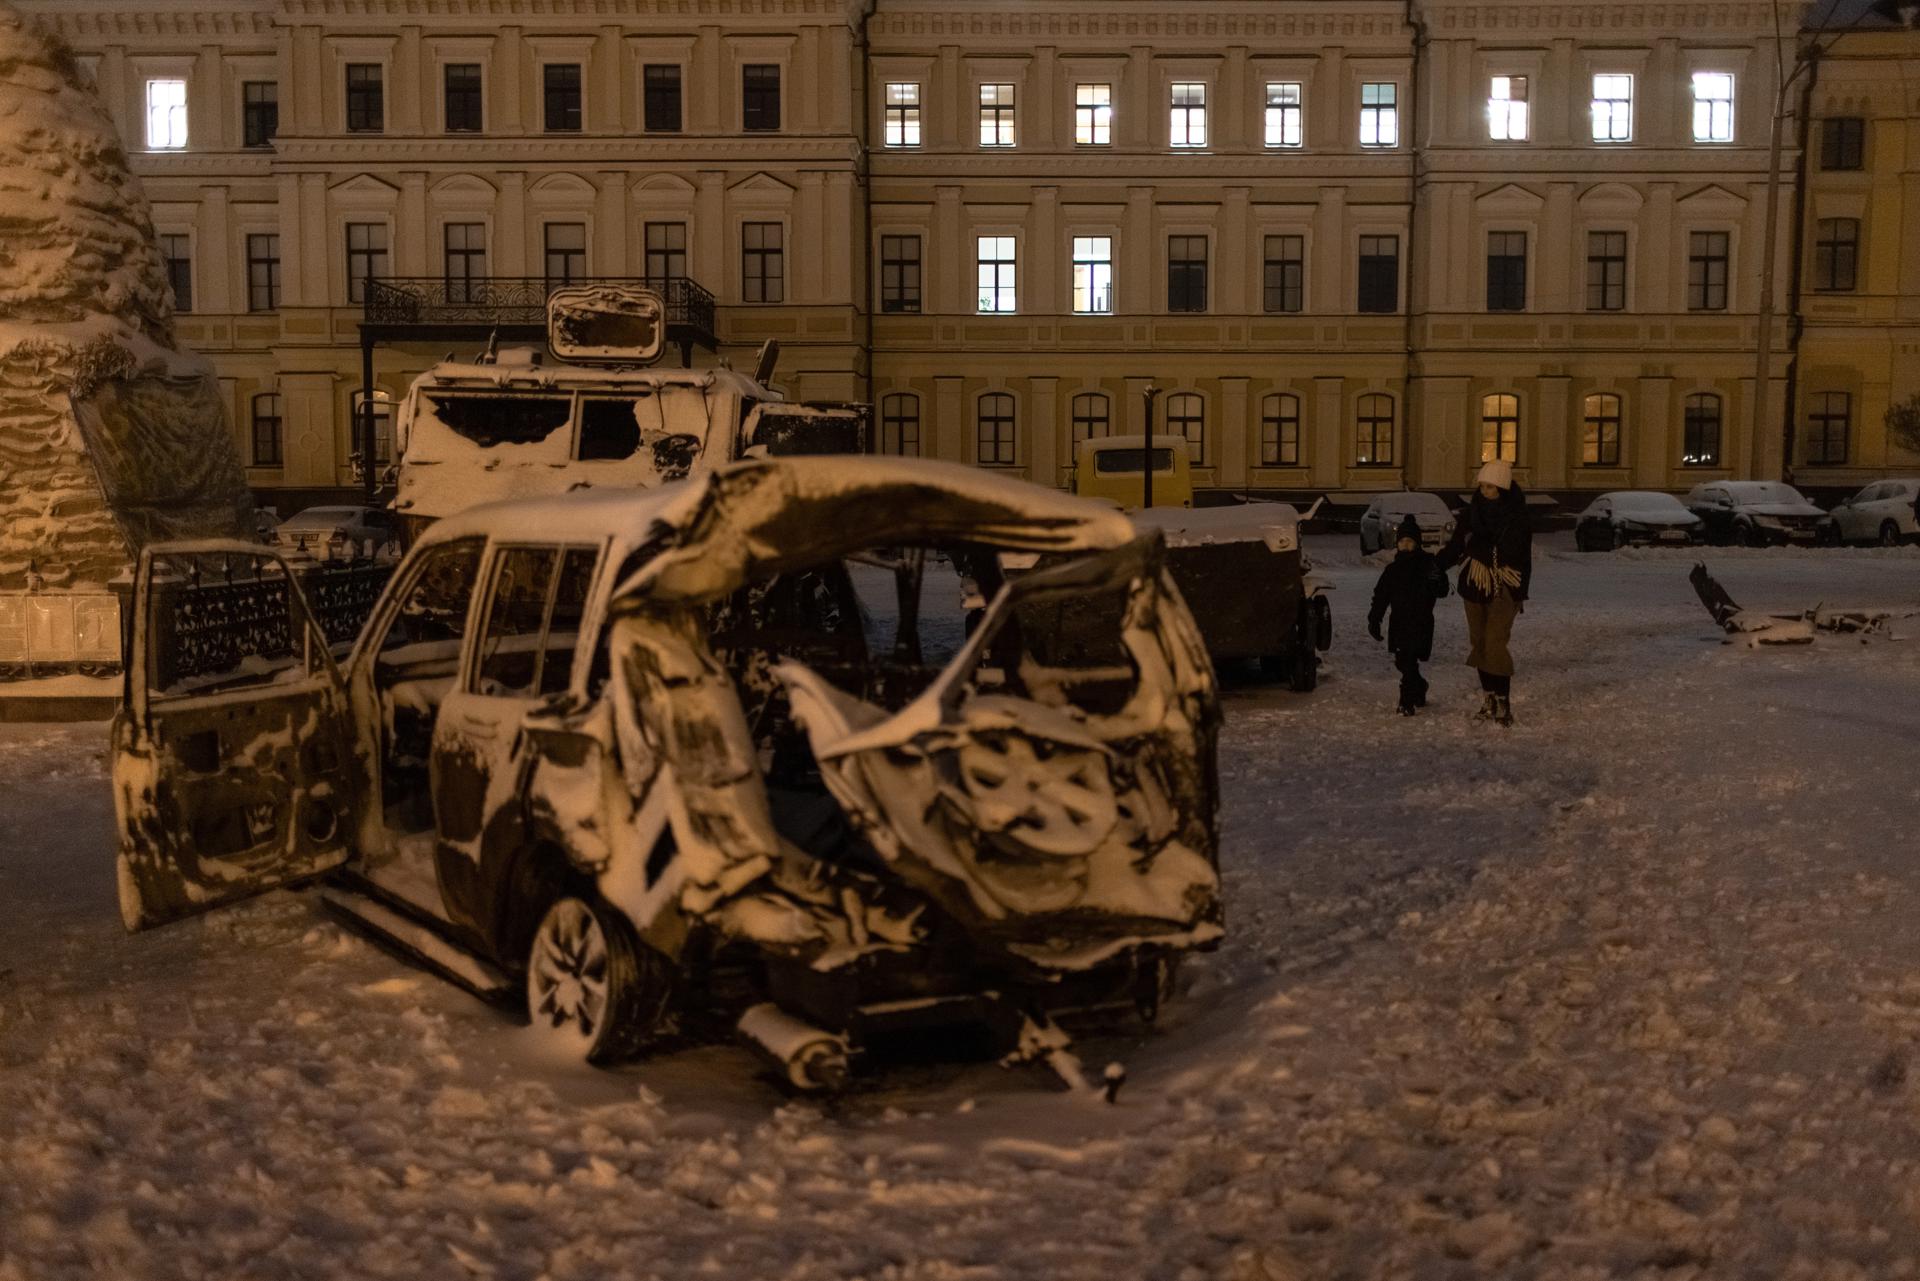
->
[21, 0, 1917, 503]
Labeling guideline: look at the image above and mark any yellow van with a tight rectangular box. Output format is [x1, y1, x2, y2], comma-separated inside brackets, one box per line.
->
[1071, 434, 1194, 509]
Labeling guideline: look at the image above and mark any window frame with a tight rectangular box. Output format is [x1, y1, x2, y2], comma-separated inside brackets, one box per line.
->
[159, 233, 193, 312]
[1264, 82, 1303, 148]
[976, 391, 1016, 465]
[1590, 73, 1633, 143]
[1480, 392, 1520, 464]
[346, 221, 390, 303]
[245, 232, 281, 313]
[1687, 230, 1731, 311]
[1359, 81, 1399, 148]
[643, 64, 683, 133]
[1355, 393, 1395, 466]
[1263, 234, 1304, 314]
[1165, 392, 1207, 465]
[1166, 235, 1209, 314]
[1074, 83, 1112, 146]
[741, 221, 785, 303]
[1487, 74, 1529, 142]
[880, 392, 922, 456]
[1820, 116, 1865, 171]
[1071, 235, 1113, 315]
[542, 63, 584, 133]
[742, 64, 782, 133]
[1169, 81, 1208, 149]
[1357, 234, 1400, 314]
[1690, 71, 1735, 144]
[443, 222, 488, 304]
[145, 78, 188, 150]
[1813, 217, 1859, 292]
[645, 222, 688, 280]
[884, 82, 922, 147]
[1071, 391, 1110, 446]
[543, 222, 588, 288]
[1581, 392, 1623, 467]
[345, 63, 385, 134]
[1585, 230, 1628, 311]
[976, 234, 1017, 314]
[443, 63, 483, 133]
[1805, 391, 1851, 465]
[250, 392, 284, 467]
[1486, 230, 1528, 313]
[880, 233, 922, 314]
[1682, 392, 1722, 467]
[979, 83, 1017, 148]
[1260, 392, 1301, 466]
[242, 81, 278, 149]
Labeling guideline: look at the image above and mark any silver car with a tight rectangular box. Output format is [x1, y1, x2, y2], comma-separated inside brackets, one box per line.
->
[1829, 479, 1919, 547]
[1358, 491, 1455, 554]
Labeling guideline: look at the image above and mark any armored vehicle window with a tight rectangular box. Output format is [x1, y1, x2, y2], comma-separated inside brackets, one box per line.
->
[426, 393, 571, 447]
[577, 398, 642, 460]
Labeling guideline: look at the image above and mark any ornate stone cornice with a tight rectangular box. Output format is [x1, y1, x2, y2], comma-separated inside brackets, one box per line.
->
[872, 10, 1411, 41]
[1427, 2, 1787, 35]
[279, 0, 865, 20]
[19, 7, 279, 39]
[269, 135, 862, 165]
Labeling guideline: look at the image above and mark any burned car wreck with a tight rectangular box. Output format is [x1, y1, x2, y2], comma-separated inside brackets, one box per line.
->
[112, 457, 1222, 1089]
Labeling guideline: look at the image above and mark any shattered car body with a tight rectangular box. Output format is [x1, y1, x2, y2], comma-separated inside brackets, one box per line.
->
[1688, 563, 1912, 645]
[112, 457, 1222, 1088]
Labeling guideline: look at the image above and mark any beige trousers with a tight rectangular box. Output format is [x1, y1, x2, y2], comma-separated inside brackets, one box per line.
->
[1463, 594, 1519, 677]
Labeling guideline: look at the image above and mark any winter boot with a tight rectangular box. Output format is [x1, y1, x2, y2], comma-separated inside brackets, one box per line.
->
[1475, 692, 1498, 720]
[1396, 696, 1417, 716]
[1492, 695, 1513, 727]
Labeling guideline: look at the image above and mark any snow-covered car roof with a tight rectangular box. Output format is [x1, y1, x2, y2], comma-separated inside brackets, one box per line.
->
[1722, 482, 1811, 505]
[281, 506, 373, 524]
[1598, 491, 1693, 515]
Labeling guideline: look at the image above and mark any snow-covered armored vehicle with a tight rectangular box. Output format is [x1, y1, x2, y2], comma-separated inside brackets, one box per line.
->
[112, 457, 1222, 1089]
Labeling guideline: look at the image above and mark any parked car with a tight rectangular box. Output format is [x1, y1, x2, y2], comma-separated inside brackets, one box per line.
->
[111, 456, 1223, 1090]
[1358, 491, 1455, 554]
[274, 505, 396, 559]
[1573, 491, 1703, 550]
[1828, 478, 1920, 547]
[1070, 434, 1195, 509]
[1683, 481, 1835, 547]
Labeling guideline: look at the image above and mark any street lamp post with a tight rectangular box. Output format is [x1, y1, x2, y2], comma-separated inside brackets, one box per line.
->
[1141, 384, 1161, 510]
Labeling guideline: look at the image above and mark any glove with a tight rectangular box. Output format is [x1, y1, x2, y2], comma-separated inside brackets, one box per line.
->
[1367, 620, 1383, 642]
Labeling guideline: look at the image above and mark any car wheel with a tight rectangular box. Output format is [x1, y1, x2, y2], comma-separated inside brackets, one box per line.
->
[1613, 524, 1628, 550]
[1736, 520, 1761, 548]
[1358, 531, 1372, 555]
[1881, 521, 1902, 548]
[526, 894, 671, 1064]
[1287, 650, 1319, 693]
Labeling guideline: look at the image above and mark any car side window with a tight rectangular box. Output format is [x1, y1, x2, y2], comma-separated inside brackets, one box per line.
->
[540, 547, 600, 696]
[377, 538, 484, 663]
[475, 547, 560, 697]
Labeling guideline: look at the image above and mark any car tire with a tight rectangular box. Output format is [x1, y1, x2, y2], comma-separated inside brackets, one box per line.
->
[525, 893, 672, 1065]
[1881, 521, 1902, 548]
[1287, 650, 1318, 693]
[1736, 520, 1761, 548]
[1613, 524, 1628, 550]
[1311, 594, 1334, 652]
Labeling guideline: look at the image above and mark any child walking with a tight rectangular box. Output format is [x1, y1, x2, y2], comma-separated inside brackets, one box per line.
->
[1367, 514, 1449, 715]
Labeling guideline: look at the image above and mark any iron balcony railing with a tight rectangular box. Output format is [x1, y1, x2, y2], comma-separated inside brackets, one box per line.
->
[361, 275, 716, 348]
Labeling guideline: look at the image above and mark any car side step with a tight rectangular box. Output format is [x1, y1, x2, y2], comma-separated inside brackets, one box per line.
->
[319, 882, 516, 1006]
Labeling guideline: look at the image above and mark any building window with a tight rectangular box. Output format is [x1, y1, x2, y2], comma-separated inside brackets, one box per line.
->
[444, 64, 482, 132]
[242, 82, 278, 148]
[1691, 72, 1734, 143]
[644, 65, 682, 133]
[346, 222, 389, 302]
[1072, 236, 1112, 314]
[977, 392, 1015, 465]
[1359, 82, 1398, 147]
[1682, 393, 1722, 466]
[1357, 235, 1399, 313]
[1814, 218, 1859, 292]
[354, 390, 394, 465]
[159, 234, 192, 312]
[1265, 83, 1303, 148]
[1586, 231, 1627, 311]
[1582, 393, 1622, 466]
[1074, 84, 1111, 146]
[884, 83, 921, 147]
[1481, 393, 1519, 463]
[1167, 236, 1208, 313]
[976, 235, 1016, 313]
[1260, 393, 1301, 466]
[1805, 392, 1851, 465]
[1071, 392, 1109, 445]
[1488, 75, 1528, 141]
[1687, 232, 1730, 311]
[1170, 82, 1207, 148]
[1263, 235, 1304, 313]
[1486, 231, 1527, 312]
[545, 223, 587, 286]
[444, 223, 487, 303]
[1166, 393, 1206, 464]
[880, 234, 922, 313]
[1356, 394, 1394, 466]
[1590, 74, 1632, 142]
[543, 64, 582, 132]
[246, 234, 281, 312]
[742, 65, 781, 132]
[881, 393, 921, 456]
[346, 64, 384, 133]
[145, 78, 188, 149]
[1821, 117, 1864, 171]
[742, 222, 784, 302]
[645, 222, 686, 280]
[980, 84, 1016, 147]
[251, 393, 283, 467]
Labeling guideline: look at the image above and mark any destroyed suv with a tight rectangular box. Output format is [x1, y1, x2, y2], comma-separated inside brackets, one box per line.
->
[113, 457, 1222, 1089]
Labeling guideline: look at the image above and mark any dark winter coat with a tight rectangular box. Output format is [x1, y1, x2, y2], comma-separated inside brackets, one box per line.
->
[1437, 484, 1533, 604]
[1368, 549, 1449, 660]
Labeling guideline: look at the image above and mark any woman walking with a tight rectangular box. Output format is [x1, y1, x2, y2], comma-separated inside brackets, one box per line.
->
[1436, 459, 1533, 725]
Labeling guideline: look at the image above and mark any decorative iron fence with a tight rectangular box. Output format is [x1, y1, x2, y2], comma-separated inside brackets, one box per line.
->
[363, 275, 716, 345]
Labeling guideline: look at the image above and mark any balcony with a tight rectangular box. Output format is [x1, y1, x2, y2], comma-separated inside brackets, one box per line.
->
[359, 275, 717, 363]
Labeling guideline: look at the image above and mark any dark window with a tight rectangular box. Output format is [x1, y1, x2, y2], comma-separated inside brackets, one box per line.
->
[1358, 235, 1399, 313]
[545, 223, 586, 286]
[880, 234, 921, 313]
[1582, 393, 1621, 466]
[444, 64, 482, 132]
[1683, 392, 1721, 466]
[645, 222, 686, 280]
[159, 233, 192, 312]
[1166, 393, 1206, 463]
[977, 392, 1015, 464]
[743, 65, 781, 132]
[346, 222, 388, 303]
[1260, 393, 1300, 466]
[1480, 392, 1519, 462]
[1687, 231, 1729, 311]
[881, 393, 921, 455]
[644, 65, 682, 133]
[444, 223, 486, 303]
[1071, 392, 1109, 445]
[1806, 391, 1850, 464]
[577, 398, 641, 461]
[1486, 231, 1527, 312]
[242, 82, 277, 148]
[246, 233, 280, 312]
[251, 393, 283, 466]
[1586, 231, 1627, 311]
[1814, 218, 1859, 292]
[544, 64, 582, 132]
[1167, 235, 1208, 313]
[1821, 116, 1864, 171]
[742, 222, 783, 303]
[346, 64, 383, 133]
[1356, 393, 1394, 465]
[1263, 234, 1303, 313]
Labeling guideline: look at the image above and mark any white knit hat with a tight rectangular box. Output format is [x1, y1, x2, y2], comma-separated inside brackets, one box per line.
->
[1475, 458, 1514, 490]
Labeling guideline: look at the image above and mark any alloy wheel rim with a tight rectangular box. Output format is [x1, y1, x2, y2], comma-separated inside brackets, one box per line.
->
[529, 899, 610, 1044]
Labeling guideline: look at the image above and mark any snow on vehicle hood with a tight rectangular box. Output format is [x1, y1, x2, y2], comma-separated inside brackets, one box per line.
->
[1129, 504, 1299, 553]
[1738, 502, 1825, 519]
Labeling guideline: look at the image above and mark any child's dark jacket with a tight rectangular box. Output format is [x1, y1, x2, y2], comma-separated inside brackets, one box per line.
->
[1368, 549, 1449, 660]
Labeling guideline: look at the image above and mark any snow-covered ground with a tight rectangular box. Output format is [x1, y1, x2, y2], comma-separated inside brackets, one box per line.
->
[3, 534, 1918, 1280]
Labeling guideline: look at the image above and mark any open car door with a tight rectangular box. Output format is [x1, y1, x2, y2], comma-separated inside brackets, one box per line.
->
[113, 540, 363, 931]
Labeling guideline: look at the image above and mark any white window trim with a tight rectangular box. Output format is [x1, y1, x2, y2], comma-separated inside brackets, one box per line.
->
[1264, 81, 1305, 149]
[145, 77, 189, 150]
[975, 231, 1019, 314]
[1069, 232, 1116, 315]
[1690, 70, 1736, 144]
[881, 81, 923, 148]
[1357, 80, 1401, 149]
[1168, 80, 1209, 150]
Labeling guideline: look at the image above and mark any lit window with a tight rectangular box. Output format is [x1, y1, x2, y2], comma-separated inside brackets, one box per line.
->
[884, 83, 921, 147]
[1582, 394, 1621, 466]
[1170, 82, 1207, 148]
[979, 84, 1016, 147]
[1072, 236, 1112, 314]
[1265, 83, 1303, 148]
[1480, 393, 1519, 464]
[1691, 72, 1734, 143]
[1488, 75, 1528, 141]
[1360, 83, 1397, 147]
[146, 79, 187, 149]
[1074, 84, 1112, 145]
[1355, 394, 1394, 466]
[1682, 393, 1721, 467]
[1591, 74, 1632, 142]
[977, 235, 1016, 313]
